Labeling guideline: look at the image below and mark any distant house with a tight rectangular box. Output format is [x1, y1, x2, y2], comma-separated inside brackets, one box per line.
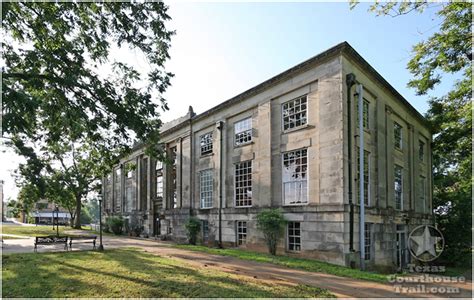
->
[31, 200, 71, 225]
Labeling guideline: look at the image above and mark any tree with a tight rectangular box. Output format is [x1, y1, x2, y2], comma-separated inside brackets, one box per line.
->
[16, 184, 40, 218]
[256, 209, 287, 255]
[84, 199, 100, 223]
[351, 1, 472, 266]
[2, 2, 174, 228]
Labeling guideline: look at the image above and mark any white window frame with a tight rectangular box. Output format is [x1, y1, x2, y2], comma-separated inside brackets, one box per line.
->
[199, 169, 213, 209]
[287, 221, 301, 252]
[234, 117, 252, 146]
[156, 161, 163, 199]
[282, 95, 308, 131]
[236, 221, 247, 245]
[200, 132, 213, 156]
[394, 164, 403, 210]
[394, 122, 403, 150]
[282, 148, 308, 206]
[234, 160, 252, 207]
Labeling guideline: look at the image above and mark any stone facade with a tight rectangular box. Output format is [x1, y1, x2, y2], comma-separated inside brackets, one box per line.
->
[103, 42, 432, 271]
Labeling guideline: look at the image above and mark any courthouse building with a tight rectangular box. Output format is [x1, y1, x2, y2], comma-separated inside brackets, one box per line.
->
[103, 42, 432, 270]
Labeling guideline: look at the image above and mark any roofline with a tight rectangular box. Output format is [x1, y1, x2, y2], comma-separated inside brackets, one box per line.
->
[341, 43, 429, 128]
[155, 42, 429, 141]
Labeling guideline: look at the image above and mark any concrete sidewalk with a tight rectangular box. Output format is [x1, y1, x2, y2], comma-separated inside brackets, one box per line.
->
[2, 232, 472, 298]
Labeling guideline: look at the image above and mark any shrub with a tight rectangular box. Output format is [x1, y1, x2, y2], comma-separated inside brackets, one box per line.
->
[130, 216, 144, 236]
[185, 217, 201, 245]
[256, 209, 287, 255]
[106, 216, 124, 235]
[27, 215, 36, 224]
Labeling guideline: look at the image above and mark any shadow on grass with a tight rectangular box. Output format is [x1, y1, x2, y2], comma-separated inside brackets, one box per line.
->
[2, 249, 333, 298]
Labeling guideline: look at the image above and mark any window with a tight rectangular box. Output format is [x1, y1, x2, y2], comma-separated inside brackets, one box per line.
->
[420, 176, 426, 212]
[356, 99, 370, 129]
[200, 132, 213, 155]
[364, 223, 372, 260]
[236, 221, 247, 245]
[200, 169, 213, 209]
[282, 95, 308, 131]
[282, 149, 308, 205]
[235, 160, 252, 207]
[156, 161, 163, 199]
[419, 140, 425, 162]
[356, 148, 370, 206]
[288, 222, 301, 251]
[234, 118, 252, 146]
[394, 165, 403, 210]
[126, 162, 135, 178]
[169, 147, 178, 208]
[394, 122, 403, 149]
[202, 220, 209, 242]
[125, 186, 133, 212]
[114, 168, 121, 212]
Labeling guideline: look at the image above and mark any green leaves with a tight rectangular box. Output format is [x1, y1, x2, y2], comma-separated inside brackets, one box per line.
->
[2, 2, 173, 155]
[3, 2, 173, 228]
[407, 3, 472, 95]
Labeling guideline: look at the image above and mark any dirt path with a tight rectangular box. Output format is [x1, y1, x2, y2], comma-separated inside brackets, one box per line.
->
[2, 232, 472, 298]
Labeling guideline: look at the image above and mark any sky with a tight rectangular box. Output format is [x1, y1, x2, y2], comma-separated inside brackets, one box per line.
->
[1, 1, 451, 201]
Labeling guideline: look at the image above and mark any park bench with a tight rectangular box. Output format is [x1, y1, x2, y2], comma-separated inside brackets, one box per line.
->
[68, 235, 97, 250]
[34, 236, 68, 252]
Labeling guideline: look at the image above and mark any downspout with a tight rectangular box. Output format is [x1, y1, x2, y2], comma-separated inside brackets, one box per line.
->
[179, 137, 183, 209]
[217, 120, 224, 248]
[189, 118, 194, 215]
[346, 73, 356, 252]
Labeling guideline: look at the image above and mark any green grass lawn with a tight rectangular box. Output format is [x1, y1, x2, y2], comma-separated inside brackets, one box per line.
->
[1, 224, 93, 238]
[174, 245, 392, 283]
[2, 248, 334, 298]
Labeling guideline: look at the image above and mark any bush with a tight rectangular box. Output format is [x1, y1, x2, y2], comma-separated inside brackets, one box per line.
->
[185, 217, 201, 245]
[106, 216, 124, 235]
[256, 209, 287, 255]
[103, 221, 111, 233]
[130, 216, 144, 236]
[27, 215, 36, 224]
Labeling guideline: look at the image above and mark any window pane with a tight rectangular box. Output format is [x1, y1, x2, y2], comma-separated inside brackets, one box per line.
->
[288, 222, 301, 251]
[234, 118, 252, 146]
[394, 165, 403, 210]
[200, 169, 213, 208]
[200, 132, 213, 155]
[394, 123, 403, 149]
[237, 221, 247, 245]
[282, 96, 308, 131]
[364, 223, 371, 260]
[356, 148, 370, 206]
[419, 140, 425, 162]
[235, 161, 252, 207]
[282, 149, 308, 205]
[356, 99, 370, 129]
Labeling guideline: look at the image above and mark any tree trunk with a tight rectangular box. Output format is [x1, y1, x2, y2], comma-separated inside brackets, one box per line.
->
[73, 195, 82, 229]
